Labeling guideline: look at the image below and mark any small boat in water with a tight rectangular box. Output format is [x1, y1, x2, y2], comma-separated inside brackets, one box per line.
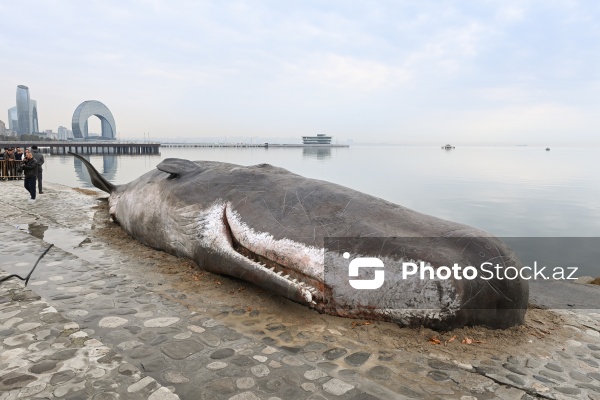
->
[546, 148, 550, 151]
[442, 144, 455, 149]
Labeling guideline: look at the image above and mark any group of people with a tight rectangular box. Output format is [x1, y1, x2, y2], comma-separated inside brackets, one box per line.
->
[0, 147, 23, 180]
[0, 146, 44, 202]
[0, 147, 24, 161]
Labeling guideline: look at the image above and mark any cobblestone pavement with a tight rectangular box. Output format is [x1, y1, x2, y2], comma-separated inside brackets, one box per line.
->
[2, 181, 600, 399]
[0, 279, 178, 400]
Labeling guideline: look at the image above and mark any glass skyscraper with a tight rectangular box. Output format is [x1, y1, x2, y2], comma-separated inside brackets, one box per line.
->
[8, 85, 39, 135]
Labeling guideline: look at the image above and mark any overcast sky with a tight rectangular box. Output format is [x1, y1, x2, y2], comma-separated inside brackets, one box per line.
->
[1, 1, 599, 144]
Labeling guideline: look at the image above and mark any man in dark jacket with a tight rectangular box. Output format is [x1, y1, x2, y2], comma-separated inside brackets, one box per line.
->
[4, 148, 16, 180]
[21, 149, 39, 202]
[30, 145, 45, 193]
[14, 148, 24, 179]
[0, 149, 4, 180]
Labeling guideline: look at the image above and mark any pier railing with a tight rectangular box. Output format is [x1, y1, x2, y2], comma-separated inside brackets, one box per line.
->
[161, 143, 269, 148]
[160, 143, 349, 148]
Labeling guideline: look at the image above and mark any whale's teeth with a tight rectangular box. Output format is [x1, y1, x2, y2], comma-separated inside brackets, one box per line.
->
[283, 275, 290, 280]
[308, 287, 317, 293]
[311, 301, 317, 305]
[292, 279, 298, 284]
[269, 267, 275, 271]
[276, 271, 283, 276]
[298, 282, 305, 287]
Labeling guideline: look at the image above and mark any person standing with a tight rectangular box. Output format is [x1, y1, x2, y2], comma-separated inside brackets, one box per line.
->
[14, 147, 24, 179]
[0, 148, 5, 180]
[4, 148, 16, 180]
[30, 145, 45, 194]
[21, 149, 38, 202]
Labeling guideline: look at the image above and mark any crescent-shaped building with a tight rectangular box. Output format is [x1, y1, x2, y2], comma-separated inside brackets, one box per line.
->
[72, 100, 116, 139]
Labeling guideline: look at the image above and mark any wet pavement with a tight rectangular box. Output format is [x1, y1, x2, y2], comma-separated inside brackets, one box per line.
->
[2, 181, 600, 399]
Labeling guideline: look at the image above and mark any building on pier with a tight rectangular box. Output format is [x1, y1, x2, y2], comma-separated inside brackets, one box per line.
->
[301, 134, 332, 144]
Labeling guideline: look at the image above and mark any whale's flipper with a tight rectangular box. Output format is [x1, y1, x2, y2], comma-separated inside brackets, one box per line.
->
[156, 158, 201, 178]
[68, 152, 116, 193]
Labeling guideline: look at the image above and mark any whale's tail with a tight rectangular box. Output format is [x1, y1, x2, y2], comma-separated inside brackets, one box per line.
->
[68, 152, 116, 193]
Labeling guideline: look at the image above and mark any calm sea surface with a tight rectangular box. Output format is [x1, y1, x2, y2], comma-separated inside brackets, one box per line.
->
[41, 145, 600, 275]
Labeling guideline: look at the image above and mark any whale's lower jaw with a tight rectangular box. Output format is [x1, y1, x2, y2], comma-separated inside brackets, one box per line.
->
[188, 203, 322, 306]
[230, 240, 325, 300]
[220, 204, 326, 303]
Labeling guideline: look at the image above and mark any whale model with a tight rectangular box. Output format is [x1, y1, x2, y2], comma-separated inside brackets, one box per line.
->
[70, 153, 528, 330]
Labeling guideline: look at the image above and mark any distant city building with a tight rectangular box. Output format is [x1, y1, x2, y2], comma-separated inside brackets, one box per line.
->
[72, 100, 116, 140]
[57, 126, 73, 140]
[9, 85, 39, 135]
[302, 134, 332, 144]
[43, 129, 57, 139]
[0, 120, 6, 135]
[7, 107, 18, 132]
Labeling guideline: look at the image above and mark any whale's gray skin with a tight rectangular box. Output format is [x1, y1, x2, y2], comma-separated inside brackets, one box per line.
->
[70, 153, 528, 330]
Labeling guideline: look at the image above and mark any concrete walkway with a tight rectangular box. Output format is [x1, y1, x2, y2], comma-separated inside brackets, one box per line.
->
[2, 180, 600, 399]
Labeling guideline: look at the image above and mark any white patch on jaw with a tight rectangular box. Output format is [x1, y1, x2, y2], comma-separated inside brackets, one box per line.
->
[197, 202, 237, 256]
[225, 206, 324, 281]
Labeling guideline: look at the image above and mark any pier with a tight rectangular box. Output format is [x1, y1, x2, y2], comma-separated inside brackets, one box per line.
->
[161, 143, 349, 148]
[0, 141, 160, 155]
[1, 140, 349, 155]
[161, 142, 268, 148]
[268, 144, 349, 148]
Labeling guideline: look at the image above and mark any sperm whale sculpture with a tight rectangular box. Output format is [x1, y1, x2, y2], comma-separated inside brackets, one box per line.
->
[71, 153, 528, 330]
